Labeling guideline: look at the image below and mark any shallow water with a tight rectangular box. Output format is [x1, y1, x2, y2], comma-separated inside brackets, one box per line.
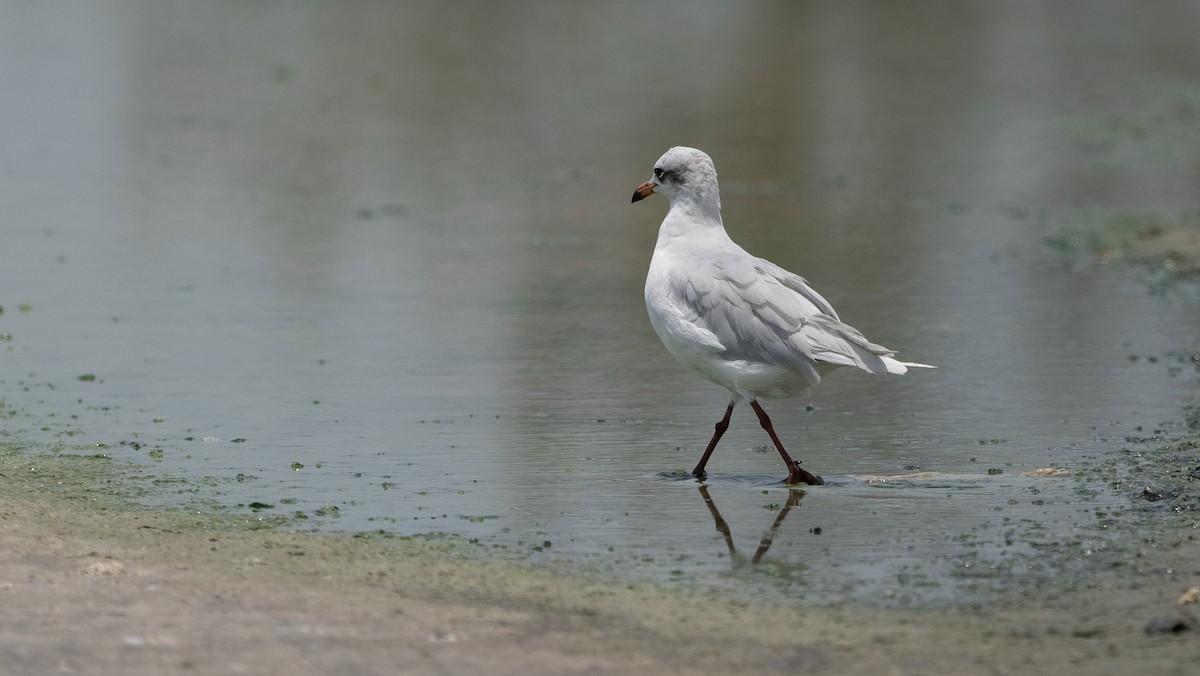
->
[2, 1, 1199, 604]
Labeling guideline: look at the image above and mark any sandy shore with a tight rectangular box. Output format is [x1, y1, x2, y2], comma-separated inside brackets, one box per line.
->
[2, 441, 1198, 676]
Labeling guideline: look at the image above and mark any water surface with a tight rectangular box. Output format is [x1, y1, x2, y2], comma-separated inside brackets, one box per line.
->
[2, 1, 1199, 604]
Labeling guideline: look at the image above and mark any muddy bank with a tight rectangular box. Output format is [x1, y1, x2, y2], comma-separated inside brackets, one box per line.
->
[2, 440, 1198, 675]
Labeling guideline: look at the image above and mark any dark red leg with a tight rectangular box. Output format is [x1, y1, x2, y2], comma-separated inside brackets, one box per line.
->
[750, 400, 823, 485]
[691, 402, 734, 478]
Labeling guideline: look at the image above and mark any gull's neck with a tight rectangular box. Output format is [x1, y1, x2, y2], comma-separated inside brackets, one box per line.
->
[660, 186, 724, 238]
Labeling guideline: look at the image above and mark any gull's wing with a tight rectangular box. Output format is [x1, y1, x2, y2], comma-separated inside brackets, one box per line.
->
[677, 253, 902, 382]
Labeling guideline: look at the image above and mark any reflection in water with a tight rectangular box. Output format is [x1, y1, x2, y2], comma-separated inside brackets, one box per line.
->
[700, 486, 805, 565]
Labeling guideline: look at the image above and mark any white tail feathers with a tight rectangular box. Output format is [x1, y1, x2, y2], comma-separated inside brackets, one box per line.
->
[881, 357, 937, 375]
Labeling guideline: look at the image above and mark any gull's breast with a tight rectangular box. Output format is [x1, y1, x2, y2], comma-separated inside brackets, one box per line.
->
[645, 282, 825, 399]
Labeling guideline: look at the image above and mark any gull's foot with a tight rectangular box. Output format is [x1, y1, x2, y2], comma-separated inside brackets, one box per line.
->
[785, 463, 824, 486]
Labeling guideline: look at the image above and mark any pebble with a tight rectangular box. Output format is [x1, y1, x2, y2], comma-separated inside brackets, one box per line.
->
[1143, 615, 1192, 636]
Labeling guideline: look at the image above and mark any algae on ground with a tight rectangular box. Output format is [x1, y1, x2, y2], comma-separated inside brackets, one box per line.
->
[1042, 209, 1200, 278]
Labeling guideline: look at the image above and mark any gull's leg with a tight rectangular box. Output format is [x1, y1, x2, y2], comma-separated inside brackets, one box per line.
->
[750, 400, 824, 486]
[691, 402, 735, 478]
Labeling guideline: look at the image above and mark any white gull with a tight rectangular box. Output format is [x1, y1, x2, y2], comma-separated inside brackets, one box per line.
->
[632, 146, 934, 485]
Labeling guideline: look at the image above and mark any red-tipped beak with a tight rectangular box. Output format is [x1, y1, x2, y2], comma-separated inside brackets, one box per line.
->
[631, 180, 656, 203]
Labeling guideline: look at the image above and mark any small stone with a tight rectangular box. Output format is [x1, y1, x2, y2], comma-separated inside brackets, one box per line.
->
[1143, 615, 1191, 635]
[1142, 486, 1167, 502]
[1178, 586, 1200, 605]
[81, 561, 125, 576]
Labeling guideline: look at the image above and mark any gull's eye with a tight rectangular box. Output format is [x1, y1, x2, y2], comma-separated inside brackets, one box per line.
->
[653, 167, 665, 180]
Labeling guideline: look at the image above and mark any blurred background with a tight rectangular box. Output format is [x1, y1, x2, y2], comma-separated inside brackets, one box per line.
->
[2, 1, 1199, 601]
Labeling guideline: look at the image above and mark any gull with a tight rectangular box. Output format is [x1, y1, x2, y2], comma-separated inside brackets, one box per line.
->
[632, 146, 933, 485]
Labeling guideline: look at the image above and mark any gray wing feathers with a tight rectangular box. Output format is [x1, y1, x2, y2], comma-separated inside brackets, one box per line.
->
[794, 315, 894, 374]
[681, 256, 902, 381]
[754, 259, 841, 321]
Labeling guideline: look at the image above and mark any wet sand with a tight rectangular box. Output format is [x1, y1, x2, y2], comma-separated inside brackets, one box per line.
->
[2, 440, 1197, 676]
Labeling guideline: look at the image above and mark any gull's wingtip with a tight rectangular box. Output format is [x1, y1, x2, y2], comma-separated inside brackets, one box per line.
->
[881, 358, 937, 375]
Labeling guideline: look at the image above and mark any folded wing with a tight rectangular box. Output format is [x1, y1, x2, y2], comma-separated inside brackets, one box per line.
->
[675, 253, 928, 385]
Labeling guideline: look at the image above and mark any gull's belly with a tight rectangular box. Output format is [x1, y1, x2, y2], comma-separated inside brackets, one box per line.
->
[646, 294, 820, 399]
[693, 355, 815, 399]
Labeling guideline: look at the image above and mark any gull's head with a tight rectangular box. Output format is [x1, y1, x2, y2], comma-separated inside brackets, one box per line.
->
[631, 146, 720, 209]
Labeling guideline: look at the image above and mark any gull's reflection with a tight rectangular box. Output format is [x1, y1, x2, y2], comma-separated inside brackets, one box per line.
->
[698, 486, 805, 564]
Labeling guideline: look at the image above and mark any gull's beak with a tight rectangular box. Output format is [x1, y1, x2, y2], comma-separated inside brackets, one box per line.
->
[631, 180, 656, 203]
